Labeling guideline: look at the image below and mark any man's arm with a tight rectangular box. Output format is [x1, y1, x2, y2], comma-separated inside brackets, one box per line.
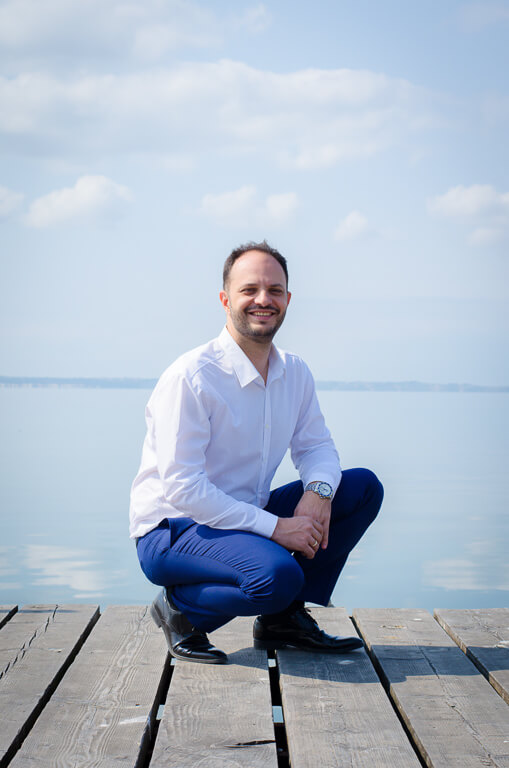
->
[290, 362, 341, 491]
[288, 361, 342, 553]
[149, 371, 277, 539]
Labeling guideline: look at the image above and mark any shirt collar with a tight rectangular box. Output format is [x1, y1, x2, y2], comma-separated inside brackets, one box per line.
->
[217, 326, 285, 388]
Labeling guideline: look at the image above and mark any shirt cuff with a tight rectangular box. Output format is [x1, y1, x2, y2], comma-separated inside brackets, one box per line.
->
[251, 508, 279, 539]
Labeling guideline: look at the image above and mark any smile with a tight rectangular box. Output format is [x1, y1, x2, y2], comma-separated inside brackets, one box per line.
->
[248, 310, 277, 317]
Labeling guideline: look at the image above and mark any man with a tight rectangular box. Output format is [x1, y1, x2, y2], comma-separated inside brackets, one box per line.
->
[130, 241, 383, 664]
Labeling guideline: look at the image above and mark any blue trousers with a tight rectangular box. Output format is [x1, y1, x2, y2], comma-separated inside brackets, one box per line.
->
[137, 468, 383, 632]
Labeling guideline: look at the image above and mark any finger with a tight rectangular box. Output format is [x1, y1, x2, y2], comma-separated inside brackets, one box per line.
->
[321, 521, 329, 549]
[307, 535, 321, 559]
[302, 538, 317, 559]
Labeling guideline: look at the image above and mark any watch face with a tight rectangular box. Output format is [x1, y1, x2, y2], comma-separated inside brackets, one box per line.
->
[317, 482, 332, 497]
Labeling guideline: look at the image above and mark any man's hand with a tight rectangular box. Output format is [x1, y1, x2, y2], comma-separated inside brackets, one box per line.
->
[271, 515, 324, 559]
[294, 490, 332, 550]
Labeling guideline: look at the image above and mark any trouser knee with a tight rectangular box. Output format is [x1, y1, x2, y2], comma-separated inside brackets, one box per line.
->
[333, 467, 384, 523]
[362, 468, 384, 522]
[244, 556, 304, 615]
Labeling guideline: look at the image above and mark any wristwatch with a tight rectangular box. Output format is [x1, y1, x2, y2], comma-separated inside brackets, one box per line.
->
[305, 481, 333, 499]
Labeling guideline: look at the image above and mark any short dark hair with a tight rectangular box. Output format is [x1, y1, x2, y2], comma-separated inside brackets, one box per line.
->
[223, 240, 289, 288]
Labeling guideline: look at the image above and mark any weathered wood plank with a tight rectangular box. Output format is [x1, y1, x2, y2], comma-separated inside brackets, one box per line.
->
[0, 607, 17, 630]
[277, 607, 421, 768]
[435, 608, 509, 705]
[0, 604, 99, 768]
[9, 605, 169, 768]
[151, 615, 278, 768]
[354, 608, 509, 768]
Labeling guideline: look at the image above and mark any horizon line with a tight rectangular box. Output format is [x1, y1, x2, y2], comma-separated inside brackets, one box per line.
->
[0, 376, 507, 393]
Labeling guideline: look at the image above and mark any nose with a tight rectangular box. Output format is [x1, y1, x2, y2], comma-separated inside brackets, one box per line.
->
[254, 289, 271, 305]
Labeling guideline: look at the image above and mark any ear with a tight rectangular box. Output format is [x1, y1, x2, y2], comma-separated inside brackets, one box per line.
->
[219, 290, 229, 312]
[286, 291, 292, 307]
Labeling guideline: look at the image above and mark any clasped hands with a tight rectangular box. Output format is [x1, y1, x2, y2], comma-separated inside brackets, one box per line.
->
[271, 490, 331, 559]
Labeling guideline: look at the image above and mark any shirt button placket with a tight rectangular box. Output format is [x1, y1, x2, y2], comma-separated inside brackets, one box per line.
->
[258, 388, 270, 504]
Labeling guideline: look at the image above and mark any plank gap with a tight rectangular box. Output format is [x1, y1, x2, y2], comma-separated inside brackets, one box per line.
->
[0, 607, 18, 631]
[268, 650, 290, 768]
[434, 608, 509, 705]
[134, 652, 174, 768]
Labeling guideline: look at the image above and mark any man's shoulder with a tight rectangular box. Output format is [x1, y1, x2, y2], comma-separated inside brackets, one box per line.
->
[276, 346, 313, 377]
[155, 336, 227, 391]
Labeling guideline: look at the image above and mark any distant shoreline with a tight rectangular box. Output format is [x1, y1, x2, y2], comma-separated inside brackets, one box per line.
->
[0, 376, 508, 393]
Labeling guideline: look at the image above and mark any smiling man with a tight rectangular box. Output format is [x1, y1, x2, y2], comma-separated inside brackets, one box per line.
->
[130, 241, 383, 663]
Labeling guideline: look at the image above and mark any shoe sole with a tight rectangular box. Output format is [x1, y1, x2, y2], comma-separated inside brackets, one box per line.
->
[253, 637, 363, 653]
[253, 637, 286, 650]
[151, 601, 228, 664]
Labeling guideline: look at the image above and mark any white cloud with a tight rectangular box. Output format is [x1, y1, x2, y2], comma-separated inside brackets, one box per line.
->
[0, 0, 268, 70]
[265, 192, 299, 222]
[201, 185, 257, 222]
[25, 175, 132, 228]
[427, 184, 509, 217]
[0, 62, 428, 170]
[200, 185, 298, 227]
[428, 183, 509, 246]
[234, 4, 271, 33]
[468, 227, 504, 246]
[132, 6, 220, 60]
[0, 184, 23, 217]
[334, 210, 370, 242]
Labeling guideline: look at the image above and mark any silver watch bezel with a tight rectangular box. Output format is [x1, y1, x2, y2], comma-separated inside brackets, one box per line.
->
[305, 481, 333, 499]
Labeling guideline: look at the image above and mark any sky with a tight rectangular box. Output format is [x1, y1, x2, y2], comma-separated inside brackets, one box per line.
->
[1, 0, 508, 384]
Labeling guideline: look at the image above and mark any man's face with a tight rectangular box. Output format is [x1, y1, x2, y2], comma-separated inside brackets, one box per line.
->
[220, 250, 291, 345]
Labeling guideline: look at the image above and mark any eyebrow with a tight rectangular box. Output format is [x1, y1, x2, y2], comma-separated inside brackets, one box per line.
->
[239, 282, 285, 289]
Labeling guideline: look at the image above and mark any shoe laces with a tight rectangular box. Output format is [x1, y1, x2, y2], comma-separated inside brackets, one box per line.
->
[295, 606, 319, 628]
[183, 628, 212, 650]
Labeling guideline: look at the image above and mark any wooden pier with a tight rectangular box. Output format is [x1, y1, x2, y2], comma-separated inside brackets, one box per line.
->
[1, 604, 508, 767]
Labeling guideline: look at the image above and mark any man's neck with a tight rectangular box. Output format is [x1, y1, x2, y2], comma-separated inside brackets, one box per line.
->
[226, 324, 272, 384]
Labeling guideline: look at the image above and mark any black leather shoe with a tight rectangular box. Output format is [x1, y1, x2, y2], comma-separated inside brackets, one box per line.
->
[253, 606, 363, 653]
[150, 589, 227, 664]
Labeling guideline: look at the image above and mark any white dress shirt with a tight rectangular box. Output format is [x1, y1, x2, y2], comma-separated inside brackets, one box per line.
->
[129, 327, 341, 540]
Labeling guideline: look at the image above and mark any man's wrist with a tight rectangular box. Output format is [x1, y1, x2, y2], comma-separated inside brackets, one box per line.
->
[305, 481, 333, 500]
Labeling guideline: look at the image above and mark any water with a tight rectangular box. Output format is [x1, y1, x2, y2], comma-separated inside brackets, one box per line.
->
[0, 387, 507, 611]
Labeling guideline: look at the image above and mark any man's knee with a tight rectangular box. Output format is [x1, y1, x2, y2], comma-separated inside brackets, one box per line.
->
[360, 467, 384, 520]
[332, 467, 384, 523]
[242, 553, 304, 614]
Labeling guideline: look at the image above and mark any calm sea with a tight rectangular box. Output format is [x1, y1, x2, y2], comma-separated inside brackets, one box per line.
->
[0, 387, 507, 611]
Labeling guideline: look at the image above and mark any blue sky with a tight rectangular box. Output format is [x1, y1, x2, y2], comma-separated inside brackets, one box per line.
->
[1, 0, 508, 383]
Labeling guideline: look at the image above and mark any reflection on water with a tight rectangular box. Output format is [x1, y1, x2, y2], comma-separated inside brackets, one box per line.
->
[0, 387, 508, 609]
[423, 553, 509, 591]
[25, 545, 106, 597]
[0, 546, 22, 591]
